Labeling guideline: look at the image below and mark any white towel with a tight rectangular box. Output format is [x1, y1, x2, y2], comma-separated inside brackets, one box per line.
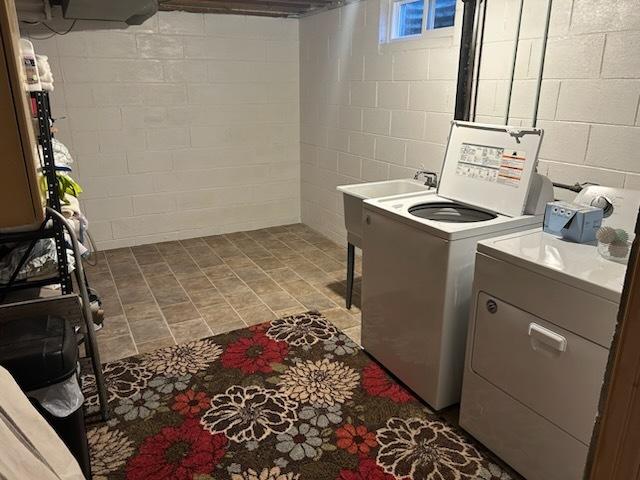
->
[35, 54, 54, 89]
[52, 138, 73, 168]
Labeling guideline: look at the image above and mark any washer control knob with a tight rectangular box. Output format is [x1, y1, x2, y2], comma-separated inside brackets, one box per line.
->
[591, 195, 614, 218]
[486, 299, 498, 314]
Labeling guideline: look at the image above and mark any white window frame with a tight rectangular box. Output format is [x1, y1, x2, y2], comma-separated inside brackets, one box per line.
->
[382, 0, 456, 45]
[425, 0, 439, 30]
[390, 0, 424, 40]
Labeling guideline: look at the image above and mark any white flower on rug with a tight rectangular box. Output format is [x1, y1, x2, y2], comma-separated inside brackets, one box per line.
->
[323, 333, 358, 356]
[200, 385, 298, 443]
[298, 404, 343, 428]
[83, 360, 153, 407]
[148, 374, 191, 394]
[276, 423, 323, 461]
[267, 312, 337, 347]
[231, 466, 300, 480]
[376, 417, 484, 479]
[87, 425, 134, 479]
[141, 338, 222, 376]
[114, 390, 161, 421]
[278, 358, 359, 407]
[478, 464, 513, 479]
[274, 457, 289, 469]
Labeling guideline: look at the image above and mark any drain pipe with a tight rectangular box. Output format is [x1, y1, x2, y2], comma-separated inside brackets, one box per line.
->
[504, 0, 524, 124]
[532, 0, 553, 127]
[454, 0, 479, 121]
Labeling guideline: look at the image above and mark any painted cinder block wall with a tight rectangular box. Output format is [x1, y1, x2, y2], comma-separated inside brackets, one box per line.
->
[23, 1, 640, 249]
[299, 0, 640, 245]
[26, 12, 300, 250]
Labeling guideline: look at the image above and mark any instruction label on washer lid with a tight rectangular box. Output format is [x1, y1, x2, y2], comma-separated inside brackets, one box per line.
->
[456, 143, 526, 188]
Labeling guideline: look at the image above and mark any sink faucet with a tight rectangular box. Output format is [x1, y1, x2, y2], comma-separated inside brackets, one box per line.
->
[414, 170, 438, 189]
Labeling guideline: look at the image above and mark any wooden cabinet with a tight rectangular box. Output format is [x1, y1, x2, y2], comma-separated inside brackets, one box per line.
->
[0, 0, 45, 230]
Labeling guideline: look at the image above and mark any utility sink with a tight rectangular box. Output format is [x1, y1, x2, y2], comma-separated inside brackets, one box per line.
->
[337, 179, 432, 247]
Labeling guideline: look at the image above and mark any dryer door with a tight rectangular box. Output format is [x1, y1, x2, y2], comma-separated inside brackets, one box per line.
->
[470, 292, 608, 444]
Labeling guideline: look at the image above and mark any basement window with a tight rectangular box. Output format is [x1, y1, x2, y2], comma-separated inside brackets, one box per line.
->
[387, 0, 456, 41]
[391, 0, 424, 38]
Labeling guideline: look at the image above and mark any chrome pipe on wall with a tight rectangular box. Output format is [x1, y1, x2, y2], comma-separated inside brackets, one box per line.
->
[470, 0, 487, 122]
[504, 0, 524, 125]
[457, 0, 555, 127]
[532, 0, 553, 127]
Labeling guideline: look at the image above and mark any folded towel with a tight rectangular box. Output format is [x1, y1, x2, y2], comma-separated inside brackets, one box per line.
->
[51, 139, 73, 168]
[35, 55, 54, 90]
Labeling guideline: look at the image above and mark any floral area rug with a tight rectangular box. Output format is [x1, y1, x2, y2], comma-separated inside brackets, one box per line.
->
[83, 312, 515, 480]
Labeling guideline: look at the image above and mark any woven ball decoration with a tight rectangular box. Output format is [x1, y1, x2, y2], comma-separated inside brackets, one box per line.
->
[596, 226, 617, 244]
[608, 241, 630, 258]
[615, 229, 629, 243]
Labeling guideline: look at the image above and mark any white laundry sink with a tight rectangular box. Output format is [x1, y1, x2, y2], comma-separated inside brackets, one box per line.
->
[337, 179, 432, 247]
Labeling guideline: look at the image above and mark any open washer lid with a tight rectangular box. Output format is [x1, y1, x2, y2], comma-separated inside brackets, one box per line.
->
[437, 121, 544, 218]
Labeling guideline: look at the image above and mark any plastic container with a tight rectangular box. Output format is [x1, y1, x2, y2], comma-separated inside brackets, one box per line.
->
[0, 315, 90, 477]
[19, 38, 41, 91]
[597, 240, 632, 265]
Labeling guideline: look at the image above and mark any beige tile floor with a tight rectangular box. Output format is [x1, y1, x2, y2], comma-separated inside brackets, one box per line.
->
[87, 224, 362, 363]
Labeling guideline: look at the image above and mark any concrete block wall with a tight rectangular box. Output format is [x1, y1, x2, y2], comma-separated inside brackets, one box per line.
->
[22, 2, 640, 248]
[300, 0, 640, 244]
[299, 1, 463, 244]
[25, 12, 300, 249]
[477, 0, 640, 196]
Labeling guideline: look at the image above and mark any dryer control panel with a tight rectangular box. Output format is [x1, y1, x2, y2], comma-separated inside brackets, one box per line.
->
[575, 186, 640, 231]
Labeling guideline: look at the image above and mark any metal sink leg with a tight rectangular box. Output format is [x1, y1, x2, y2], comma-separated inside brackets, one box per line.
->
[346, 242, 355, 309]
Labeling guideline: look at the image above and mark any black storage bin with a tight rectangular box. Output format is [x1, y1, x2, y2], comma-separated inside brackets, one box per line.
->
[0, 315, 91, 478]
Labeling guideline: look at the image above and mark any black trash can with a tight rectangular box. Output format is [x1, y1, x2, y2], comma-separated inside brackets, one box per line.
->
[0, 315, 91, 478]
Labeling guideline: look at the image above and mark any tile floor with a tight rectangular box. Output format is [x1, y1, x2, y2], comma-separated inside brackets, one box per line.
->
[87, 224, 362, 363]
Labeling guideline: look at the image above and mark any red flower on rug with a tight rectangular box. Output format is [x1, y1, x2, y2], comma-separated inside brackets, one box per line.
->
[336, 423, 377, 456]
[222, 333, 288, 374]
[172, 390, 210, 417]
[249, 323, 270, 334]
[362, 363, 414, 404]
[87, 312, 514, 480]
[337, 458, 397, 480]
[126, 418, 226, 480]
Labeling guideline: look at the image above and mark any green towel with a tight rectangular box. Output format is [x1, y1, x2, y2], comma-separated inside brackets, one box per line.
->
[39, 174, 83, 205]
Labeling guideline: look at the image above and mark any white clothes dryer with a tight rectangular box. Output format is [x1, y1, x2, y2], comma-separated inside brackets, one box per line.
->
[459, 186, 640, 480]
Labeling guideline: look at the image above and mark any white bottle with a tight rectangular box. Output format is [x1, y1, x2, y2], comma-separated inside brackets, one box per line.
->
[19, 39, 42, 91]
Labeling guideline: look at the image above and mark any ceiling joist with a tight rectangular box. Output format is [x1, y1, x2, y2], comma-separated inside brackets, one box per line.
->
[159, 0, 335, 17]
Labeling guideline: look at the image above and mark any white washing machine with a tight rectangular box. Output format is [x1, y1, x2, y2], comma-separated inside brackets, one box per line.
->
[361, 121, 553, 410]
[459, 186, 640, 480]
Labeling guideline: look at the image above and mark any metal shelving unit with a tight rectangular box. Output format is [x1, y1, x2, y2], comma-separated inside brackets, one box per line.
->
[33, 91, 72, 292]
[0, 90, 108, 421]
[0, 91, 71, 295]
